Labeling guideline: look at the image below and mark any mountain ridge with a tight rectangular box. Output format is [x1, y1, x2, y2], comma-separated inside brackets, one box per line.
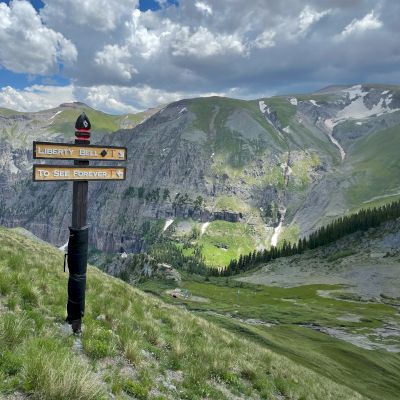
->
[1, 83, 400, 267]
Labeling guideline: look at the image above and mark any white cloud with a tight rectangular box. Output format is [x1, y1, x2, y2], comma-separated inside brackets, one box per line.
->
[41, 0, 138, 32]
[0, 1, 77, 75]
[172, 26, 246, 57]
[253, 30, 276, 49]
[0, 85, 75, 111]
[76, 84, 185, 114]
[195, 2, 212, 15]
[94, 44, 137, 82]
[126, 9, 164, 59]
[0, 82, 228, 115]
[296, 5, 331, 37]
[0, 1, 398, 113]
[339, 10, 382, 39]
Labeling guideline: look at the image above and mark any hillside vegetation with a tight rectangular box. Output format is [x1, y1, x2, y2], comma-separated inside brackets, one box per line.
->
[0, 227, 363, 399]
[139, 218, 400, 400]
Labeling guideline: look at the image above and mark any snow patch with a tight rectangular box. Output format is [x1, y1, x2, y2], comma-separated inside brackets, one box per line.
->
[201, 222, 210, 236]
[289, 97, 298, 106]
[259, 100, 267, 113]
[324, 118, 336, 130]
[49, 110, 62, 120]
[337, 96, 386, 120]
[282, 126, 291, 133]
[179, 107, 187, 114]
[59, 241, 68, 251]
[344, 84, 363, 101]
[335, 87, 399, 123]
[163, 219, 174, 232]
[309, 99, 320, 107]
[356, 122, 363, 125]
[324, 119, 346, 160]
[382, 90, 390, 95]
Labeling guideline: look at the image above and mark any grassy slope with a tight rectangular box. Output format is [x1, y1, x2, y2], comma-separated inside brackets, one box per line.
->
[0, 227, 363, 400]
[141, 275, 400, 400]
[50, 108, 121, 136]
[196, 221, 257, 267]
[345, 124, 400, 207]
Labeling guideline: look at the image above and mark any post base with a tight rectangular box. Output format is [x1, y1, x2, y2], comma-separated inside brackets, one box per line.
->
[71, 319, 82, 334]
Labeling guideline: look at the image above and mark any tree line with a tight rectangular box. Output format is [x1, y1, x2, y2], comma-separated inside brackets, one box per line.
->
[215, 200, 400, 277]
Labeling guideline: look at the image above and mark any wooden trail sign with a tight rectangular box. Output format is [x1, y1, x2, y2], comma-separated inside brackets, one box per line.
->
[32, 112, 127, 333]
[33, 165, 126, 181]
[33, 141, 127, 161]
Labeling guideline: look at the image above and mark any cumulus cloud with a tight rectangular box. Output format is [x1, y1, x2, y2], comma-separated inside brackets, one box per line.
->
[1, 0, 399, 113]
[338, 10, 383, 39]
[0, 85, 75, 111]
[195, 2, 213, 15]
[77, 84, 184, 113]
[0, 1, 77, 75]
[171, 26, 246, 57]
[0, 82, 229, 114]
[296, 5, 331, 37]
[41, 0, 138, 32]
[94, 44, 137, 82]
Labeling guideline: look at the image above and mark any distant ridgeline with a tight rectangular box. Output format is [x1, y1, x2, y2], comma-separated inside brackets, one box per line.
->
[152, 200, 400, 277]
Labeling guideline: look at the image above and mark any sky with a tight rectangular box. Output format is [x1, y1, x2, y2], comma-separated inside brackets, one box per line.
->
[0, 0, 399, 114]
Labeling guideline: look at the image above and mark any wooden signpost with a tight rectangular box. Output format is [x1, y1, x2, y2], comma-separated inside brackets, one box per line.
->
[33, 165, 126, 181]
[32, 113, 127, 333]
[33, 141, 127, 161]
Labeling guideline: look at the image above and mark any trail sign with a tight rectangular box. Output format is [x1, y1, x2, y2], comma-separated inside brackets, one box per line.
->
[33, 165, 126, 181]
[32, 112, 128, 333]
[33, 141, 127, 161]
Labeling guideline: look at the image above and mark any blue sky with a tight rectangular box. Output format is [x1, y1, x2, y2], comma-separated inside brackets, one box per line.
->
[0, 0, 399, 113]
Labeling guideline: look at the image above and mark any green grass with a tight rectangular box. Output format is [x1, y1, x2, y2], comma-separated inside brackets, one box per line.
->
[326, 249, 356, 262]
[215, 196, 252, 213]
[50, 108, 121, 136]
[0, 107, 23, 116]
[188, 97, 285, 173]
[140, 275, 400, 400]
[259, 97, 297, 127]
[207, 317, 400, 400]
[277, 224, 300, 247]
[345, 124, 400, 207]
[0, 226, 363, 399]
[196, 221, 257, 267]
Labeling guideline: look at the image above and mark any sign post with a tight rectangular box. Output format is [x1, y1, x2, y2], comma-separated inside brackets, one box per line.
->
[32, 112, 127, 333]
[67, 113, 91, 333]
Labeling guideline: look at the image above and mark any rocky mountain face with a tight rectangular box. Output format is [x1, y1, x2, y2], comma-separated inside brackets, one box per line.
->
[100, 253, 181, 284]
[1, 84, 400, 266]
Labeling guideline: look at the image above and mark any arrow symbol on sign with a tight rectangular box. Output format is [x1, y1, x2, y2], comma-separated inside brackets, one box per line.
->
[116, 171, 123, 178]
[100, 149, 107, 157]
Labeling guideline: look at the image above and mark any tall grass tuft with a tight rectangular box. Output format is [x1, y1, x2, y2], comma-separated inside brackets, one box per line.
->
[23, 338, 107, 400]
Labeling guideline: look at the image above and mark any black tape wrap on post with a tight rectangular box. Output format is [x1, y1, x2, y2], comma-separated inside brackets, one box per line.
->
[66, 226, 88, 323]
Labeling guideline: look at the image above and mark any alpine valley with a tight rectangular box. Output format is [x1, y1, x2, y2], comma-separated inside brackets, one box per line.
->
[2, 84, 400, 400]
[1, 84, 400, 267]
